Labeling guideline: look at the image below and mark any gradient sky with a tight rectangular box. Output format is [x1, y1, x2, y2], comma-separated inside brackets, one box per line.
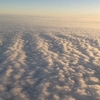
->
[0, 0, 100, 16]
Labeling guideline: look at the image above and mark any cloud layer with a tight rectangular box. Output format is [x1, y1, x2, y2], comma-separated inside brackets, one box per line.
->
[0, 15, 100, 100]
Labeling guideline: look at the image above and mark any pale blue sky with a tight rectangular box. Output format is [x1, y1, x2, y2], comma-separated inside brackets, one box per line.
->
[0, 0, 100, 15]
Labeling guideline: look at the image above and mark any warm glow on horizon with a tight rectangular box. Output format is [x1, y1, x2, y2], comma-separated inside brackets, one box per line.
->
[0, 0, 100, 16]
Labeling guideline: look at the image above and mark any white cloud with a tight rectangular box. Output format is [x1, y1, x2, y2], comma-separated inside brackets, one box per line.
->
[0, 15, 100, 100]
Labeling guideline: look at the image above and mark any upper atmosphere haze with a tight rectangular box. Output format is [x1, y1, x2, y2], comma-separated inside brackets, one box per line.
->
[0, 0, 100, 16]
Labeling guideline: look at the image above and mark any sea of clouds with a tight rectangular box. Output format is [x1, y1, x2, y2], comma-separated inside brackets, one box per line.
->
[0, 15, 100, 100]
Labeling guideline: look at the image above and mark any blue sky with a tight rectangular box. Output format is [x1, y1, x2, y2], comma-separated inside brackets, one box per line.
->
[0, 0, 100, 15]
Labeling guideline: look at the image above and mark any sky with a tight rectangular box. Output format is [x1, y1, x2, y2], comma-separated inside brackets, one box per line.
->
[0, 0, 100, 16]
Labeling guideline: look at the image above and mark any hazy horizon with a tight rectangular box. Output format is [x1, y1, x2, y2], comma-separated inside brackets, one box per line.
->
[0, 0, 100, 16]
